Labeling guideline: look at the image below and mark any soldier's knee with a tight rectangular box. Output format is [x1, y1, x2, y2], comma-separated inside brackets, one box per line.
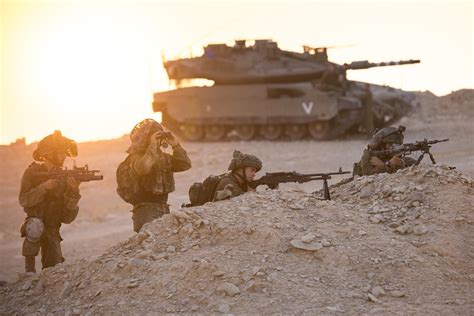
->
[22, 218, 44, 242]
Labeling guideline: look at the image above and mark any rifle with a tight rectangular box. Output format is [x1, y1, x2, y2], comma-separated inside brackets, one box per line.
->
[33, 164, 104, 182]
[249, 168, 350, 200]
[371, 138, 449, 165]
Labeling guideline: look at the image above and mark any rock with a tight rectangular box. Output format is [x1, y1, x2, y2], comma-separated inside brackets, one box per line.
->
[408, 192, 425, 204]
[213, 271, 225, 277]
[370, 214, 384, 224]
[359, 185, 375, 199]
[370, 286, 385, 297]
[395, 224, 413, 235]
[217, 282, 240, 297]
[358, 230, 367, 236]
[392, 186, 407, 194]
[414, 225, 429, 236]
[134, 250, 151, 260]
[367, 293, 379, 302]
[21, 279, 33, 291]
[33, 278, 44, 295]
[300, 233, 316, 243]
[239, 206, 251, 212]
[290, 239, 323, 251]
[127, 280, 139, 289]
[170, 209, 193, 221]
[321, 239, 331, 247]
[60, 281, 72, 298]
[390, 290, 406, 298]
[166, 246, 176, 253]
[289, 203, 304, 210]
[218, 303, 231, 313]
[181, 222, 194, 234]
[136, 231, 149, 244]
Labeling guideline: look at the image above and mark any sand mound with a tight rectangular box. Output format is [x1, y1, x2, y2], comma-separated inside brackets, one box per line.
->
[1, 165, 472, 314]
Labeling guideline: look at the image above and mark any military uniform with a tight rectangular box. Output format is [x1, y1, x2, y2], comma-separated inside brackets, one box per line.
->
[213, 173, 248, 201]
[19, 131, 80, 272]
[122, 119, 191, 232]
[357, 126, 415, 176]
[129, 145, 191, 232]
[213, 150, 262, 202]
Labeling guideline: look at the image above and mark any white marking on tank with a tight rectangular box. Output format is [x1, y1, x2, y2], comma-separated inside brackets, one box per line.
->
[301, 102, 314, 114]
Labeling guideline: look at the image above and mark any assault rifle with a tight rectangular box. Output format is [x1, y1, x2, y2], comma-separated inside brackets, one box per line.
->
[371, 138, 449, 165]
[34, 164, 104, 182]
[249, 168, 350, 200]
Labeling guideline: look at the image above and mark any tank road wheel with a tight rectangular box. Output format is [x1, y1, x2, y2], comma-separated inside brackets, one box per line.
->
[181, 124, 204, 141]
[260, 124, 283, 140]
[284, 124, 307, 140]
[235, 125, 256, 141]
[308, 121, 331, 140]
[204, 125, 227, 141]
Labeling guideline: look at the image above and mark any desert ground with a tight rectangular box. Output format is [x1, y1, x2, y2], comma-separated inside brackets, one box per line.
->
[0, 90, 472, 314]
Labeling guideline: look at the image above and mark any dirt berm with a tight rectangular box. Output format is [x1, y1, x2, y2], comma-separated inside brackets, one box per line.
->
[1, 164, 472, 315]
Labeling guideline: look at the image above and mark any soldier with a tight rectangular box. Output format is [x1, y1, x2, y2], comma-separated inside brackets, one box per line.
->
[117, 119, 191, 232]
[357, 125, 415, 176]
[213, 150, 262, 201]
[19, 131, 81, 273]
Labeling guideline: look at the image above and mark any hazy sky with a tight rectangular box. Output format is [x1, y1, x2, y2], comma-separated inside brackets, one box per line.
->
[1, 0, 472, 144]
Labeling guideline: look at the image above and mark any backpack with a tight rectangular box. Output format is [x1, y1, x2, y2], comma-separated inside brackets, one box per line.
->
[116, 155, 141, 205]
[188, 174, 226, 207]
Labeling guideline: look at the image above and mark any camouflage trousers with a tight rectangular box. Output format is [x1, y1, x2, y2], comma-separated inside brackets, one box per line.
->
[131, 202, 170, 233]
[22, 225, 64, 269]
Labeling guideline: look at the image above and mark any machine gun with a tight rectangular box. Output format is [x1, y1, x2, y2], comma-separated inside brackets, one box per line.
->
[371, 139, 449, 165]
[343, 59, 420, 71]
[249, 168, 350, 200]
[33, 164, 104, 182]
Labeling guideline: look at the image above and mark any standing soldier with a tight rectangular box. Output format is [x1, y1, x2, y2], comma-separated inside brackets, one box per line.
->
[355, 125, 416, 176]
[213, 150, 262, 201]
[19, 131, 81, 273]
[116, 119, 191, 232]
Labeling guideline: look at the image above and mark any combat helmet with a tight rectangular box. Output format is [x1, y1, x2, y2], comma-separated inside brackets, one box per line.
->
[127, 118, 164, 154]
[228, 150, 262, 172]
[32, 130, 77, 161]
[368, 125, 406, 149]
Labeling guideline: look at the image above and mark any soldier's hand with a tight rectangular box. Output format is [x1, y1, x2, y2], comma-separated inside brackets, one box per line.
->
[148, 131, 161, 152]
[42, 179, 59, 191]
[66, 177, 80, 192]
[389, 155, 403, 168]
[165, 132, 179, 148]
[369, 157, 385, 168]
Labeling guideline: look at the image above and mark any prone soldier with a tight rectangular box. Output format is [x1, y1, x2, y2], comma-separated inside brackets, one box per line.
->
[355, 126, 416, 176]
[213, 150, 263, 201]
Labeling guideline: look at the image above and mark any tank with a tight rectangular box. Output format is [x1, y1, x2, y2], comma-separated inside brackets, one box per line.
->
[153, 39, 420, 141]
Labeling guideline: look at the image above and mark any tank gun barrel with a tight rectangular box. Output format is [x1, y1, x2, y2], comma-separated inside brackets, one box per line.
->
[343, 59, 420, 70]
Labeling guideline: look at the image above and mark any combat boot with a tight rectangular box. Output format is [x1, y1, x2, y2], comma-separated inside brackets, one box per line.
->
[24, 256, 36, 273]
